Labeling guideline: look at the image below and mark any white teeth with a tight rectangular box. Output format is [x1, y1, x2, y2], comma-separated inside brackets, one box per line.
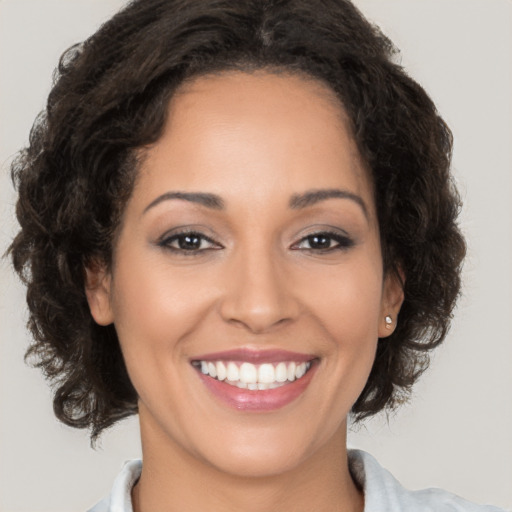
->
[216, 361, 227, 381]
[196, 359, 313, 388]
[239, 362, 257, 384]
[275, 362, 288, 382]
[287, 362, 296, 381]
[258, 363, 275, 383]
[295, 362, 306, 379]
[226, 362, 239, 381]
[207, 362, 217, 378]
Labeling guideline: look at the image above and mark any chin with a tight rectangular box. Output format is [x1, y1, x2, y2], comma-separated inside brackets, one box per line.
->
[203, 441, 310, 479]
[191, 419, 344, 479]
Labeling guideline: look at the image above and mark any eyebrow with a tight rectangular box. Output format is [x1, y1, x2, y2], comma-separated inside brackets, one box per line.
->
[143, 188, 368, 217]
[289, 188, 368, 217]
[143, 191, 225, 213]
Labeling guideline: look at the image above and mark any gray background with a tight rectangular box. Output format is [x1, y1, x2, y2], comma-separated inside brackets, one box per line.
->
[1, 0, 511, 510]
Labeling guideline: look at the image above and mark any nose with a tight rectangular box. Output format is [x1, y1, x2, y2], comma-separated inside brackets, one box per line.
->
[219, 247, 300, 334]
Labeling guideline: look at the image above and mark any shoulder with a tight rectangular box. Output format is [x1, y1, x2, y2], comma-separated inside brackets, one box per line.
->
[87, 459, 142, 512]
[88, 453, 507, 512]
[348, 449, 507, 512]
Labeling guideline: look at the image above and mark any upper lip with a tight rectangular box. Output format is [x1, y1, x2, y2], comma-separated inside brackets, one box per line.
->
[191, 348, 316, 364]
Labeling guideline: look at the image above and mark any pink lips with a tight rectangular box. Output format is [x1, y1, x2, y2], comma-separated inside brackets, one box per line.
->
[192, 348, 314, 364]
[191, 349, 317, 412]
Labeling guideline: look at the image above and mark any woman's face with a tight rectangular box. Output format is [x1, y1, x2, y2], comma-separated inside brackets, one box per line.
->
[87, 71, 402, 477]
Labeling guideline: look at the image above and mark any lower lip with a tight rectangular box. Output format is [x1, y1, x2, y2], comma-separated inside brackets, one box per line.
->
[196, 363, 317, 412]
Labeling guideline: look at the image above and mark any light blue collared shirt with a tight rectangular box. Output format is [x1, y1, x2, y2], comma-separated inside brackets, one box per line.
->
[88, 450, 507, 512]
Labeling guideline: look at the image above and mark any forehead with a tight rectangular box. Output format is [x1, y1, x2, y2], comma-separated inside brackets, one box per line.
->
[176, 69, 347, 126]
[136, 70, 374, 215]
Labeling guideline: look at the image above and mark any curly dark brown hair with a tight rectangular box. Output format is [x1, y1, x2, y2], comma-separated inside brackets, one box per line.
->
[8, 0, 465, 441]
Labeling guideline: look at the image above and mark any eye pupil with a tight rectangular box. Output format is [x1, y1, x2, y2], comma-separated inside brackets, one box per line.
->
[179, 234, 201, 250]
[308, 234, 331, 249]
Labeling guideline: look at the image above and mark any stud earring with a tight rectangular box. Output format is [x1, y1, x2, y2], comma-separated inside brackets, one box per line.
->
[385, 315, 393, 329]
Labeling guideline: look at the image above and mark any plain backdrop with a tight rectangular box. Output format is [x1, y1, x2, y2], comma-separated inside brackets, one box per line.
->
[1, 1, 511, 511]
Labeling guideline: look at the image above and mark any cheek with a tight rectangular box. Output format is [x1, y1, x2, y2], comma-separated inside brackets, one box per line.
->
[108, 258, 217, 434]
[303, 255, 383, 337]
[109, 250, 216, 374]
[301, 255, 383, 389]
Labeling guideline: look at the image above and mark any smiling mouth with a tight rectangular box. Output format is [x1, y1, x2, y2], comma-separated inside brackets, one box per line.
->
[191, 360, 314, 391]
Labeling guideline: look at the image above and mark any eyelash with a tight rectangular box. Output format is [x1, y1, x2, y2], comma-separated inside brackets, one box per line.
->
[158, 229, 354, 256]
[158, 230, 222, 255]
[291, 230, 354, 252]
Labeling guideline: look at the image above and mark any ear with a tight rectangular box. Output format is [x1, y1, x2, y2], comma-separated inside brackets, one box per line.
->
[378, 268, 405, 338]
[84, 261, 114, 326]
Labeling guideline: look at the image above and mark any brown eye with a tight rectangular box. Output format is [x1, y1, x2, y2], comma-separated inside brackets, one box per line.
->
[177, 234, 202, 250]
[292, 231, 354, 252]
[159, 231, 222, 254]
[306, 234, 332, 249]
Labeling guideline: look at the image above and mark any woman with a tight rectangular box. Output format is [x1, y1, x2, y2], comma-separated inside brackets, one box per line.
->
[6, 0, 508, 510]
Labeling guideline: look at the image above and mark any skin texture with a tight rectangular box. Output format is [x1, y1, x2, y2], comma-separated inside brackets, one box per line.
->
[86, 71, 403, 512]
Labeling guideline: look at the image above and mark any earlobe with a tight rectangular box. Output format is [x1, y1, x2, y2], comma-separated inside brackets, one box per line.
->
[84, 263, 114, 326]
[379, 269, 405, 338]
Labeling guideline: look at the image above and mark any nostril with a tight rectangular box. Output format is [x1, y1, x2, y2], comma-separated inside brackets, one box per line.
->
[220, 301, 298, 333]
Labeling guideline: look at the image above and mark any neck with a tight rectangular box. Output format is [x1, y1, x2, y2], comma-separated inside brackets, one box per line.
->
[132, 407, 363, 512]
